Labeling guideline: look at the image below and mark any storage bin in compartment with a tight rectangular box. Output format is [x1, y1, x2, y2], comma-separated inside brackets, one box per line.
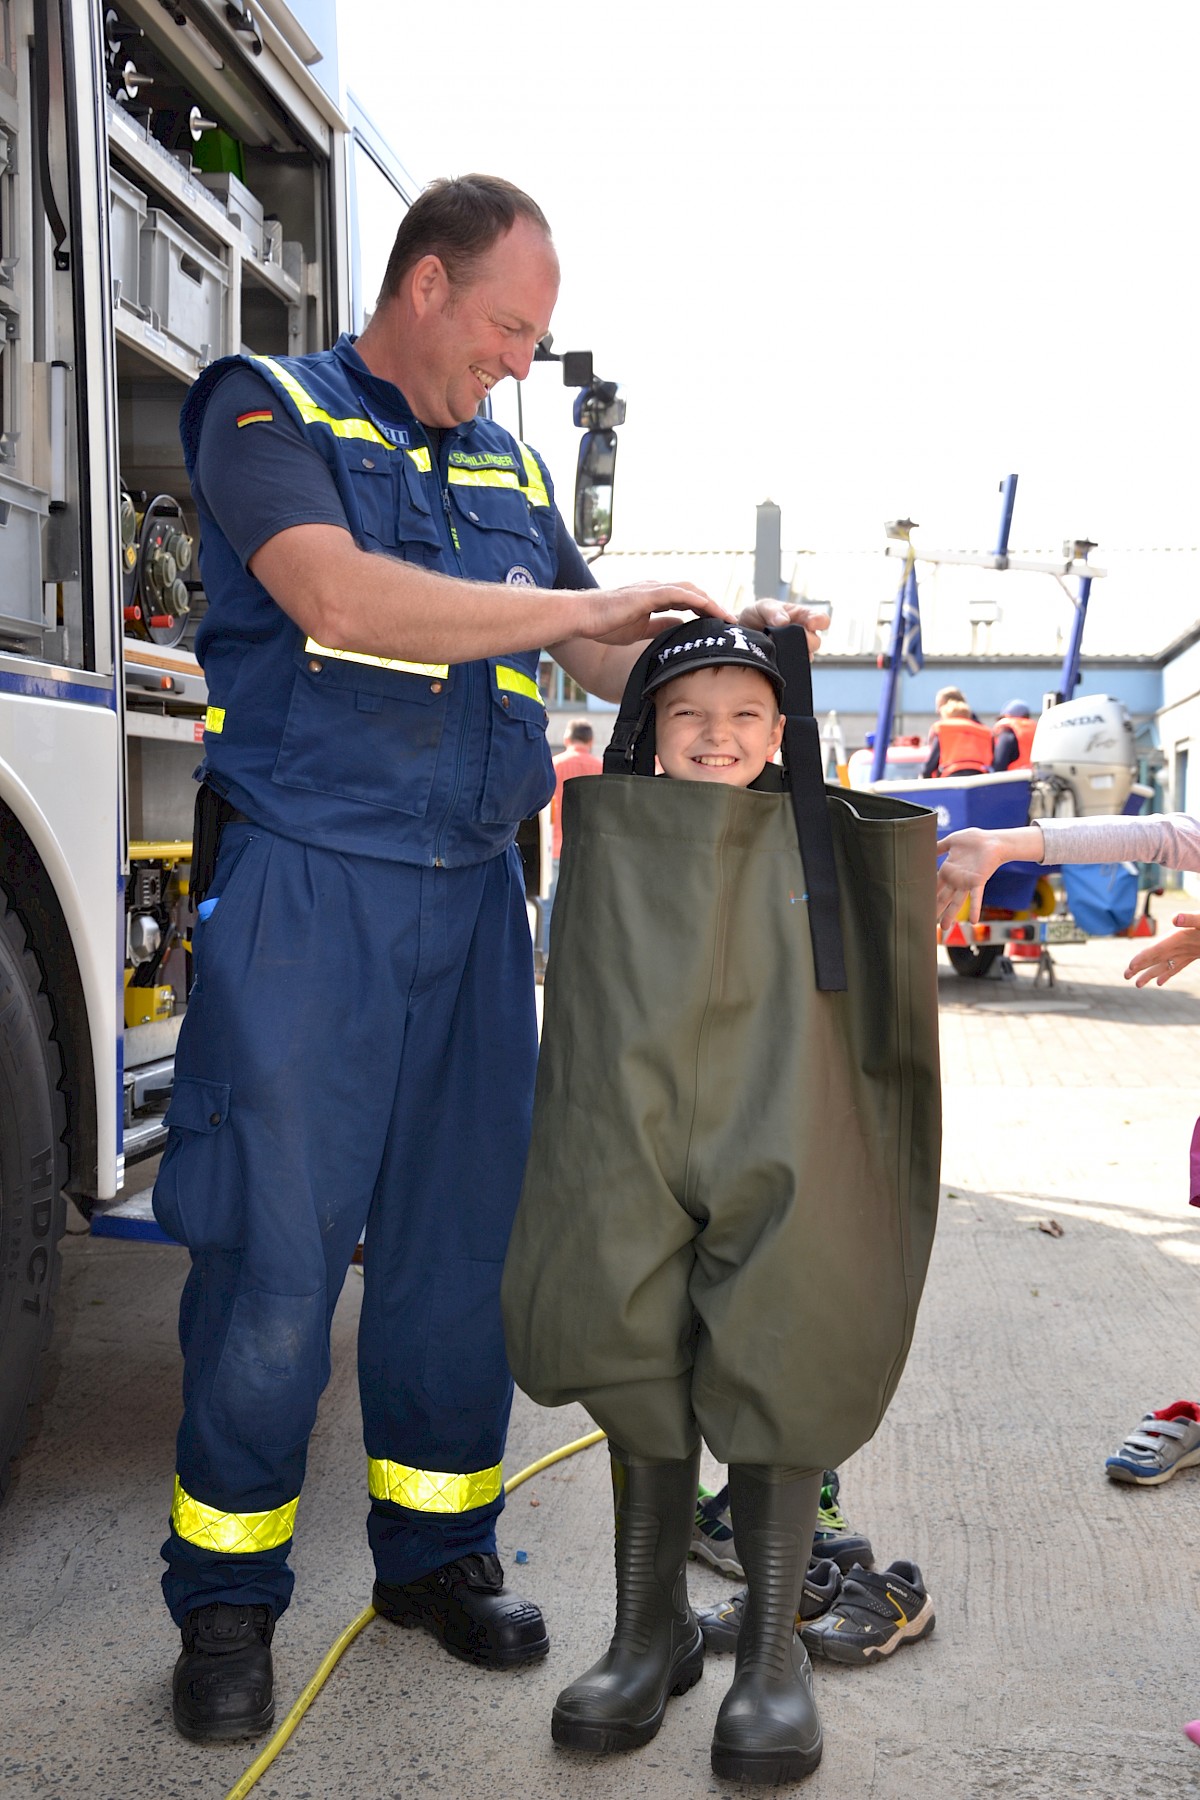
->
[110, 169, 148, 316]
[197, 170, 266, 260]
[139, 210, 229, 366]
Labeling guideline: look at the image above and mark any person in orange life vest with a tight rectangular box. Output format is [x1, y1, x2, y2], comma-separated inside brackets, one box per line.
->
[543, 719, 602, 953]
[992, 700, 1036, 771]
[921, 700, 993, 777]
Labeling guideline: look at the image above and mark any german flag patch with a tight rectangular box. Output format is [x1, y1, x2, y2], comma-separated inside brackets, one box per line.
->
[237, 409, 274, 427]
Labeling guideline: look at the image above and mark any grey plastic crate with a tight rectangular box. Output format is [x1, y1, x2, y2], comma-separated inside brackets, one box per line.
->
[139, 210, 229, 366]
[197, 169, 266, 260]
[110, 168, 147, 316]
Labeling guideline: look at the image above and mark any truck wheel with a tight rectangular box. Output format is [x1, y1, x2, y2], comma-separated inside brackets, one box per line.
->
[946, 944, 1005, 979]
[0, 893, 67, 1500]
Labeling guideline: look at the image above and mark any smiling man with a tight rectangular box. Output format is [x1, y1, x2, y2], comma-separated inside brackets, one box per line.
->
[156, 174, 821, 1745]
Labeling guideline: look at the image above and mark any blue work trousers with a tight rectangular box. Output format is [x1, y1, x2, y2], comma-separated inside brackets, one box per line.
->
[154, 824, 537, 1624]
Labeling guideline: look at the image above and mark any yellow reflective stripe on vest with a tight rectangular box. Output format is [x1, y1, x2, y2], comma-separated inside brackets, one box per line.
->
[205, 706, 225, 735]
[171, 1475, 298, 1553]
[447, 466, 522, 490]
[406, 446, 432, 473]
[303, 637, 449, 679]
[516, 442, 549, 509]
[367, 1457, 503, 1512]
[249, 353, 393, 450]
[495, 664, 543, 705]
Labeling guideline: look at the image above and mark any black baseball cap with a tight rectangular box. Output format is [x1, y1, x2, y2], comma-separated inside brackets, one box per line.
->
[642, 620, 785, 703]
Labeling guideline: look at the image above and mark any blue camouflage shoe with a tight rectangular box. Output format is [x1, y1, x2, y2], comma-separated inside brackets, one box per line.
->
[1106, 1402, 1200, 1485]
[690, 1482, 743, 1578]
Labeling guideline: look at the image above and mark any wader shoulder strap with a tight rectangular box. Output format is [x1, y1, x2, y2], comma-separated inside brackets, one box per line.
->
[771, 626, 847, 993]
[604, 638, 660, 775]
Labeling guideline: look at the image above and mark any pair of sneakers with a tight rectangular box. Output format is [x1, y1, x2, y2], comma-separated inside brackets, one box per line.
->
[691, 1470, 872, 1580]
[692, 1473, 936, 1666]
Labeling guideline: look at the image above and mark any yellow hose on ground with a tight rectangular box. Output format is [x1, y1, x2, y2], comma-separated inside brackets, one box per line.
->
[223, 1429, 608, 1800]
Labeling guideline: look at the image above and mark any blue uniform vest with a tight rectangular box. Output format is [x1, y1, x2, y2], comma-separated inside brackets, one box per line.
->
[180, 336, 558, 866]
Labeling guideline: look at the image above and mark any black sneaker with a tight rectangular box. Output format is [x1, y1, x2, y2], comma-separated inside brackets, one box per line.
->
[801, 1560, 935, 1665]
[373, 1552, 549, 1669]
[812, 1470, 875, 1573]
[172, 1602, 275, 1743]
[697, 1557, 843, 1653]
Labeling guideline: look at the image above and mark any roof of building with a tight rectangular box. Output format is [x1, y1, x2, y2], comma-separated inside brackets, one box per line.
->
[593, 546, 1200, 661]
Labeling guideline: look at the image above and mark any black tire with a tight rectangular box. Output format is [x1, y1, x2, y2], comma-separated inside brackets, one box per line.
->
[0, 892, 67, 1500]
[946, 943, 1005, 979]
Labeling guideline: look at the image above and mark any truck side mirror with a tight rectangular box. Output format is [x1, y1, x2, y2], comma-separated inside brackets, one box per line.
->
[574, 429, 617, 548]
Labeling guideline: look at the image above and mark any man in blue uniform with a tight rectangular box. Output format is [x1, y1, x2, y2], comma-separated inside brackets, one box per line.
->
[157, 173, 822, 1743]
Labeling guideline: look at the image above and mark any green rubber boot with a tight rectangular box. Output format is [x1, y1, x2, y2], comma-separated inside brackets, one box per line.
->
[710, 1465, 823, 1785]
[552, 1445, 704, 1753]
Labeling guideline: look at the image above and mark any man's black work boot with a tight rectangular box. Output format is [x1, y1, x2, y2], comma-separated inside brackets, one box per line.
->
[172, 1602, 275, 1743]
[710, 1465, 823, 1785]
[552, 1444, 704, 1752]
[372, 1553, 549, 1668]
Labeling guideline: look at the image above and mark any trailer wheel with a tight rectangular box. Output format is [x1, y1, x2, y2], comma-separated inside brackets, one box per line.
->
[947, 944, 1005, 979]
[0, 893, 67, 1500]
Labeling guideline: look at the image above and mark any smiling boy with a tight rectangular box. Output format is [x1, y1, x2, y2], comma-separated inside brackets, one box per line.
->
[645, 622, 785, 787]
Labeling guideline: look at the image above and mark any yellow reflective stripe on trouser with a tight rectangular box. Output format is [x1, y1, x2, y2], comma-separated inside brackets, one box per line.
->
[205, 705, 225, 735]
[367, 1457, 503, 1512]
[303, 637, 449, 679]
[495, 665, 543, 705]
[171, 1475, 298, 1553]
[516, 442, 549, 509]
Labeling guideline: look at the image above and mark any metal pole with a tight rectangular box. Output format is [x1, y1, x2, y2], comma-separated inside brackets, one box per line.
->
[754, 501, 782, 601]
[993, 473, 1019, 561]
[1057, 545, 1093, 702]
[870, 562, 909, 782]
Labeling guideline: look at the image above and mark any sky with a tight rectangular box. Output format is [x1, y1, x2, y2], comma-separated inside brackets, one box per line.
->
[336, 2, 1198, 564]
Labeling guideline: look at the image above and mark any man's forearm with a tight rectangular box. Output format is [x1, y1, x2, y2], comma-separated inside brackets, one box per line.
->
[252, 524, 586, 663]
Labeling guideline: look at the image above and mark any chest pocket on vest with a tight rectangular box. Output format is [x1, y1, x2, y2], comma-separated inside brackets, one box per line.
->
[447, 483, 555, 587]
[477, 659, 555, 826]
[273, 649, 449, 818]
[346, 455, 443, 568]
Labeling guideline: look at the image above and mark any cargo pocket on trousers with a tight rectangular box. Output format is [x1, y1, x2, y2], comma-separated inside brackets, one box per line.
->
[421, 1258, 510, 1410]
[152, 1077, 244, 1251]
[210, 1288, 328, 1454]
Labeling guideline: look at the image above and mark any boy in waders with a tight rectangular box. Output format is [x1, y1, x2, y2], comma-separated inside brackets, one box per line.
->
[502, 617, 935, 1787]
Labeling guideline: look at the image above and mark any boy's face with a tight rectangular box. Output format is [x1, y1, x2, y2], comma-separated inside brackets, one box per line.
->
[654, 665, 784, 787]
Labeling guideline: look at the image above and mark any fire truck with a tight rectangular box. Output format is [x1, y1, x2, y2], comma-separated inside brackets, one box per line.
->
[0, 0, 619, 1493]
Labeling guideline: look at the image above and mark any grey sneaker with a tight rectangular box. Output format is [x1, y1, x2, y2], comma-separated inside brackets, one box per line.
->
[1106, 1402, 1200, 1485]
[691, 1482, 743, 1578]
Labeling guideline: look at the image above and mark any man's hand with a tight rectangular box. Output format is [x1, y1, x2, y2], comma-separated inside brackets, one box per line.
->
[577, 582, 734, 648]
[935, 825, 1044, 928]
[1124, 914, 1200, 987]
[737, 600, 831, 657]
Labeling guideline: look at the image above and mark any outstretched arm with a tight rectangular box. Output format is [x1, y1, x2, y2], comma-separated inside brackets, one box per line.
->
[936, 825, 1045, 927]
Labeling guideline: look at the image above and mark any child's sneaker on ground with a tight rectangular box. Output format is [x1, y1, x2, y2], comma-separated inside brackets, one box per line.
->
[812, 1469, 874, 1573]
[802, 1560, 935, 1664]
[697, 1558, 843, 1653]
[1105, 1402, 1200, 1486]
[690, 1482, 743, 1577]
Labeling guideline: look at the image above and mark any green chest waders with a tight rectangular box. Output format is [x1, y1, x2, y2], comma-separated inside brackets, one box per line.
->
[501, 628, 941, 1470]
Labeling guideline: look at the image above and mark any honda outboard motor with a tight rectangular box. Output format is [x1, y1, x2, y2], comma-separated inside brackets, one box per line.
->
[1029, 695, 1136, 818]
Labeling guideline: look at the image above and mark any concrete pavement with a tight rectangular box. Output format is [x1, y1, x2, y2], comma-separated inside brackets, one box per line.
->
[4, 939, 1200, 1797]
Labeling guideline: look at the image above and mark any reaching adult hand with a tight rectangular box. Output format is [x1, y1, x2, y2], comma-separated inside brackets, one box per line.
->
[1124, 914, 1200, 987]
[581, 582, 735, 648]
[737, 599, 831, 657]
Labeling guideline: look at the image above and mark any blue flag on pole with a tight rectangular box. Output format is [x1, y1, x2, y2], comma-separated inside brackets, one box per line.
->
[900, 566, 924, 676]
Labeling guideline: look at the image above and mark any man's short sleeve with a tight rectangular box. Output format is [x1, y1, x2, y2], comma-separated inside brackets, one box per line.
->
[194, 366, 351, 568]
[553, 508, 598, 591]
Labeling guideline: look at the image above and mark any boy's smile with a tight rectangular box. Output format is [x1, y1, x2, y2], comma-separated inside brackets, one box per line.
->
[655, 665, 784, 787]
